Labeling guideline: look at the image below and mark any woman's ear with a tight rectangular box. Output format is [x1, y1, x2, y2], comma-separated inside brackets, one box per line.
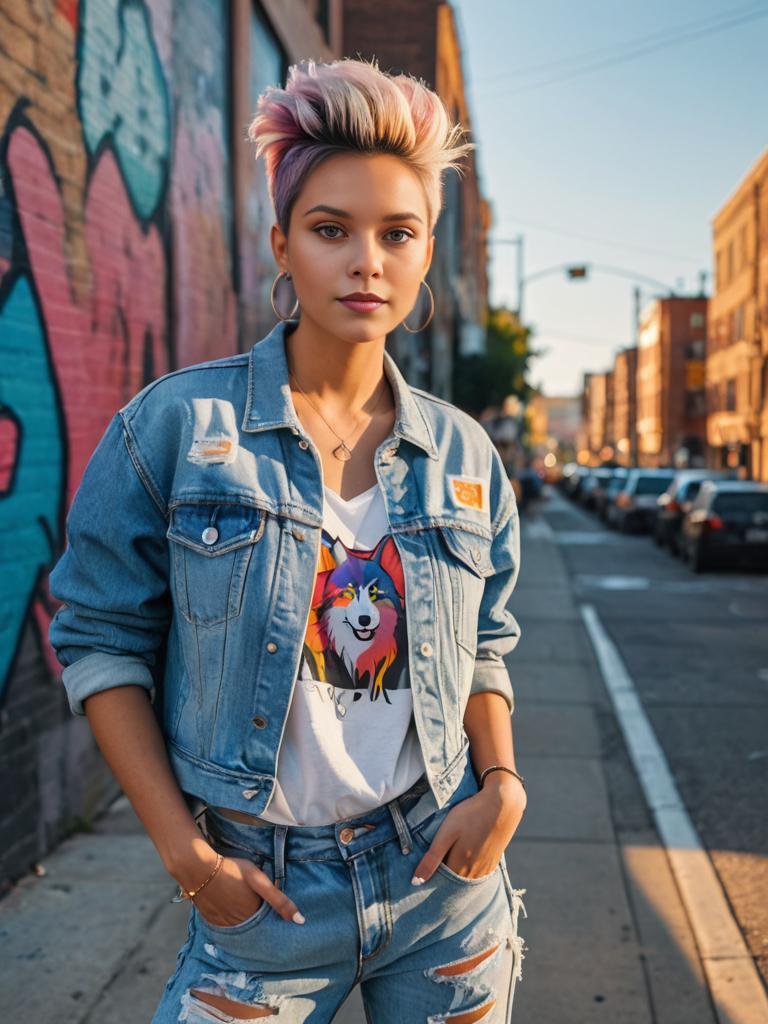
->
[270, 222, 289, 273]
[423, 233, 436, 275]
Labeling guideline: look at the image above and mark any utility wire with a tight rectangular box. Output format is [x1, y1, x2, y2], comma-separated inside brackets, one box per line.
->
[471, 2, 765, 84]
[490, 216, 702, 264]
[475, 4, 768, 98]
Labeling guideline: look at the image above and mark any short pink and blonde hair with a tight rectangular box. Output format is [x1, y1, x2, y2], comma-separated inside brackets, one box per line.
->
[247, 56, 475, 235]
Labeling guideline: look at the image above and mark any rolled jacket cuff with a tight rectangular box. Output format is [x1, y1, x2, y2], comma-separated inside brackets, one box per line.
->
[469, 657, 515, 714]
[61, 651, 155, 715]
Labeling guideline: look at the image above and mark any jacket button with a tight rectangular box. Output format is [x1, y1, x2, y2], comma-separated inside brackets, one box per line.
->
[294, 529, 305, 541]
[298, 439, 309, 449]
[420, 641, 433, 657]
[266, 641, 278, 653]
[202, 526, 219, 545]
[252, 715, 268, 729]
[471, 548, 481, 562]
[339, 827, 355, 844]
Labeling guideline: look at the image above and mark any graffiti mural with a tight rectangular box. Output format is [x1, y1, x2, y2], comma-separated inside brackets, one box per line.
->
[0, 0, 236, 716]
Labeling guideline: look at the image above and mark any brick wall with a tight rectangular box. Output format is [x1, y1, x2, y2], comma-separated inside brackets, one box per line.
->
[0, 0, 332, 893]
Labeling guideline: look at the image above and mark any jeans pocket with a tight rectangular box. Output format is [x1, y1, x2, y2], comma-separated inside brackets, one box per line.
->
[411, 811, 499, 886]
[196, 833, 274, 935]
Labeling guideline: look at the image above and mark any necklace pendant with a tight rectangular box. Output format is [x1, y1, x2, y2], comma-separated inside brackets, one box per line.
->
[332, 440, 353, 462]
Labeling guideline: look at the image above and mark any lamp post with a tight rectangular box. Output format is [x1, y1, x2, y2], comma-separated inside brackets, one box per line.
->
[488, 235, 686, 326]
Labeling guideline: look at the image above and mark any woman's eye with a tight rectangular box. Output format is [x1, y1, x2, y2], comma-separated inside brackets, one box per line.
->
[316, 224, 344, 239]
[386, 229, 412, 243]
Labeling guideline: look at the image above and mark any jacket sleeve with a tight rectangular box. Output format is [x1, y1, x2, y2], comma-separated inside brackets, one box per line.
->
[48, 411, 172, 716]
[469, 446, 522, 714]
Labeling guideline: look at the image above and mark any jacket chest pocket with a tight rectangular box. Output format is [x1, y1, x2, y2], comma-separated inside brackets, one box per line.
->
[437, 526, 493, 657]
[167, 502, 267, 626]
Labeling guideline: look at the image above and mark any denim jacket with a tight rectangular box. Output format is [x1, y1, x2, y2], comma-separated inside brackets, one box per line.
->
[48, 319, 521, 815]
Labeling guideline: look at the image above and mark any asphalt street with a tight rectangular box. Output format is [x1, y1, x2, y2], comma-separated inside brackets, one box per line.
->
[541, 484, 768, 990]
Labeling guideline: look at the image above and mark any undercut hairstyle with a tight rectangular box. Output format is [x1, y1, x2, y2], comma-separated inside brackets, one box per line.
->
[247, 56, 475, 235]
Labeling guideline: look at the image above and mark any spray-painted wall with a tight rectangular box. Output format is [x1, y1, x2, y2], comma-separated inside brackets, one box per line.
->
[0, 0, 298, 892]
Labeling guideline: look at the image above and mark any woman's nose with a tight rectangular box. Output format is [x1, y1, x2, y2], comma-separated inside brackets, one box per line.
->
[349, 238, 383, 277]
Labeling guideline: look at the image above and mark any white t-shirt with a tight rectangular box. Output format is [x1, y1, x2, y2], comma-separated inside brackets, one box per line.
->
[259, 481, 425, 825]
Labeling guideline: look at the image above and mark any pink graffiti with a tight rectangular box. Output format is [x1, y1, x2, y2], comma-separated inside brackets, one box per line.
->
[8, 126, 170, 670]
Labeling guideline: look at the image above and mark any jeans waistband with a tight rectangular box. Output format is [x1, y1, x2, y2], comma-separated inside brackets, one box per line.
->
[202, 755, 478, 873]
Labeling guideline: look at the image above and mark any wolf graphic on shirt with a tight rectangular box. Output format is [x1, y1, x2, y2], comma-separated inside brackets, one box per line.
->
[300, 529, 408, 710]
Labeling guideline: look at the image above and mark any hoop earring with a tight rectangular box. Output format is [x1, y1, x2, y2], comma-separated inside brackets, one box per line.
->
[402, 280, 434, 333]
[270, 271, 300, 321]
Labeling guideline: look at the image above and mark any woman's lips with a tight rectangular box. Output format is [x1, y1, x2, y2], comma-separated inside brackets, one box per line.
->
[338, 298, 386, 313]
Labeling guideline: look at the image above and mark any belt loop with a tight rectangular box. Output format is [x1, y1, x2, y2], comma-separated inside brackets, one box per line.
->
[273, 824, 288, 885]
[387, 796, 413, 855]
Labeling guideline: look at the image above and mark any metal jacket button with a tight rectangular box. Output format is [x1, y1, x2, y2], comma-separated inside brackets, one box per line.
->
[420, 641, 433, 657]
[252, 715, 267, 729]
[298, 439, 309, 449]
[201, 526, 219, 545]
[266, 641, 278, 653]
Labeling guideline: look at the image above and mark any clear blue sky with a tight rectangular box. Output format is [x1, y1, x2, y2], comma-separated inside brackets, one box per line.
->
[452, 0, 768, 396]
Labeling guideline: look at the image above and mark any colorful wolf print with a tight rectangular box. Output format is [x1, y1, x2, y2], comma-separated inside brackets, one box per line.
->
[300, 530, 409, 708]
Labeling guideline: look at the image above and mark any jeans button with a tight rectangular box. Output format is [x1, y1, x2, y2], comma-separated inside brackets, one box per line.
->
[339, 827, 355, 844]
[252, 715, 268, 729]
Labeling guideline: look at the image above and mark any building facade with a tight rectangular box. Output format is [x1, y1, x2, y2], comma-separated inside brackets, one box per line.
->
[611, 346, 638, 466]
[707, 147, 768, 480]
[636, 297, 708, 468]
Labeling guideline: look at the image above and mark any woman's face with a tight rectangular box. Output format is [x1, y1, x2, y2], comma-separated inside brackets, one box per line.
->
[271, 152, 435, 342]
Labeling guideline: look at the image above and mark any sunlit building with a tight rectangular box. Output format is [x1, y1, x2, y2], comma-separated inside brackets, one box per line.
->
[636, 297, 708, 468]
[707, 147, 768, 480]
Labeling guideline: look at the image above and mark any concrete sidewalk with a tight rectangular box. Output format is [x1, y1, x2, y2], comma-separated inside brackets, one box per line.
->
[0, 493, 716, 1022]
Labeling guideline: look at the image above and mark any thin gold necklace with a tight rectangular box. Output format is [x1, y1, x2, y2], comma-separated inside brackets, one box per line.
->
[288, 368, 390, 462]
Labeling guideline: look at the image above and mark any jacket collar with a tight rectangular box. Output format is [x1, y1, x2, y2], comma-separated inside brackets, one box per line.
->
[242, 318, 438, 459]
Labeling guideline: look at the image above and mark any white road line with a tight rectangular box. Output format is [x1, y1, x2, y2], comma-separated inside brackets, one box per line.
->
[580, 603, 768, 1024]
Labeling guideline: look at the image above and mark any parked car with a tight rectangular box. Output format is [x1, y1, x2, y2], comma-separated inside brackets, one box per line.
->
[654, 469, 738, 554]
[562, 463, 591, 500]
[608, 468, 677, 532]
[680, 480, 768, 572]
[594, 467, 629, 521]
[579, 468, 615, 510]
[598, 469, 629, 522]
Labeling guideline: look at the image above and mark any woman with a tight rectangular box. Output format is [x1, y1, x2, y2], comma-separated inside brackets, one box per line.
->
[49, 56, 528, 1023]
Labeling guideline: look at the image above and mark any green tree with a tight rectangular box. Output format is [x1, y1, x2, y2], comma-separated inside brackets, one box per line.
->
[452, 306, 538, 416]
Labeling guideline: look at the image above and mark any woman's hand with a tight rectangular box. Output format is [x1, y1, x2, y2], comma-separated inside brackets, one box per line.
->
[411, 776, 527, 883]
[174, 844, 306, 925]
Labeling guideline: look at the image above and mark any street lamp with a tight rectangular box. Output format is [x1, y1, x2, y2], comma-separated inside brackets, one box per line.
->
[489, 235, 682, 329]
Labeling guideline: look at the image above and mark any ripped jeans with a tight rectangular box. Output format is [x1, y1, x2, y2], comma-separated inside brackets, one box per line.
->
[152, 755, 528, 1023]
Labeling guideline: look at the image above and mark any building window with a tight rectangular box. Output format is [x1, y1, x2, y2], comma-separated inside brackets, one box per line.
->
[726, 377, 736, 412]
[734, 303, 745, 342]
[727, 240, 734, 283]
[687, 338, 705, 358]
[690, 312, 705, 329]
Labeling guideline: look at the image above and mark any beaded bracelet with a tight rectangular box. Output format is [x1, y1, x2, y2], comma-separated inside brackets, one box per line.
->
[170, 852, 224, 904]
[479, 765, 526, 791]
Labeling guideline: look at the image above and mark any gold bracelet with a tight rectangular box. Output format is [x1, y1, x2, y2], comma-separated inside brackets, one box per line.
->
[480, 765, 526, 791]
[170, 852, 223, 904]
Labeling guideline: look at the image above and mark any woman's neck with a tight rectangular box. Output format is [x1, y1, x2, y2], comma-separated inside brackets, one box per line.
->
[284, 318, 390, 417]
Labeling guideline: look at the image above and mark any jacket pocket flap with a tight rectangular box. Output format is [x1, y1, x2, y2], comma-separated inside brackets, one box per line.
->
[438, 526, 493, 577]
[167, 503, 266, 555]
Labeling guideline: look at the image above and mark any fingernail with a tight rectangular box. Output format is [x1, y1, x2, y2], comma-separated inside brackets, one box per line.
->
[292, 911, 306, 924]
[411, 875, 425, 886]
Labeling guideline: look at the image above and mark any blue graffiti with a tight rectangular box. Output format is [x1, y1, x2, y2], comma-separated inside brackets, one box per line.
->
[0, 274, 62, 696]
